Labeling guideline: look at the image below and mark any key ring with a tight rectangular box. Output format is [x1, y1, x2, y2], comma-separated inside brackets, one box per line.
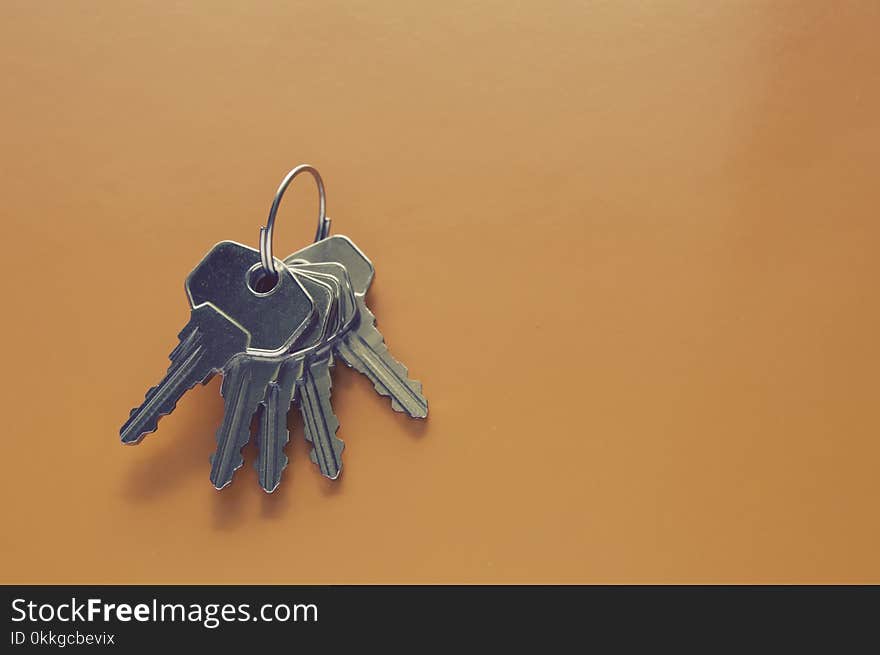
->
[259, 164, 331, 277]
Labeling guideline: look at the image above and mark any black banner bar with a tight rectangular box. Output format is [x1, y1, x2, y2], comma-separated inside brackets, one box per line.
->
[2, 586, 877, 649]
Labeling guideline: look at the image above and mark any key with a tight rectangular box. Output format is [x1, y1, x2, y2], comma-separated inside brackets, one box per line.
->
[254, 262, 356, 487]
[253, 270, 335, 492]
[335, 295, 428, 418]
[256, 359, 298, 492]
[296, 355, 344, 479]
[283, 262, 356, 480]
[285, 235, 428, 418]
[122, 241, 316, 490]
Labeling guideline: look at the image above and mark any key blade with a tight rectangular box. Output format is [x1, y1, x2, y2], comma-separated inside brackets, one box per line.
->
[297, 357, 344, 479]
[209, 356, 281, 490]
[121, 306, 248, 444]
[255, 359, 299, 493]
[336, 297, 428, 419]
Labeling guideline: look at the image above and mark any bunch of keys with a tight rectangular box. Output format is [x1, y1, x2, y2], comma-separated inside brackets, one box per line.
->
[120, 165, 428, 492]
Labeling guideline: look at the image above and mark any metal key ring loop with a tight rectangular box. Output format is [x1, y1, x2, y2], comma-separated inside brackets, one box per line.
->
[259, 164, 330, 276]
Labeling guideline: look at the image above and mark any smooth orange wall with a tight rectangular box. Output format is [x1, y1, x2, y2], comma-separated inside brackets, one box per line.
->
[1, 1, 879, 583]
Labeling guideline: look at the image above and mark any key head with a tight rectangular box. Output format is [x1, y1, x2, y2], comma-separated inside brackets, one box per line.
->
[186, 241, 315, 355]
[288, 272, 334, 355]
[290, 261, 357, 335]
[284, 235, 374, 296]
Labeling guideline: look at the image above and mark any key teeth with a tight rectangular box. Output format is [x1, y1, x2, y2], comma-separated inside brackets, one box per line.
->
[208, 357, 274, 491]
[390, 385, 428, 418]
[122, 385, 171, 445]
[352, 297, 428, 418]
[304, 406, 344, 479]
[121, 377, 206, 445]
[257, 451, 290, 494]
[255, 380, 292, 494]
[308, 444, 343, 480]
[335, 333, 429, 420]
[299, 361, 345, 480]
[210, 463, 243, 490]
[210, 453, 246, 490]
[120, 330, 213, 445]
[367, 353, 426, 417]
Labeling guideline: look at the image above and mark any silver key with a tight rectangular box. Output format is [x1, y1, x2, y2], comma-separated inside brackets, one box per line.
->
[336, 295, 427, 418]
[291, 268, 348, 478]
[121, 241, 316, 490]
[256, 261, 360, 486]
[256, 359, 298, 492]
[253, 268, 338, 491]
[296, 354, 344, 479]
[285, 235, 428, 419]
[286, 261, 358, 479]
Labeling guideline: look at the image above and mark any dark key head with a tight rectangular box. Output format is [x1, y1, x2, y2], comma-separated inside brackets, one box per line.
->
[185, 241, 315, 355]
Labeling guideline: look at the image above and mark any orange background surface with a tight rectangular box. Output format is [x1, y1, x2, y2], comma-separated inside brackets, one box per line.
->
[1, 2, 879, 584]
